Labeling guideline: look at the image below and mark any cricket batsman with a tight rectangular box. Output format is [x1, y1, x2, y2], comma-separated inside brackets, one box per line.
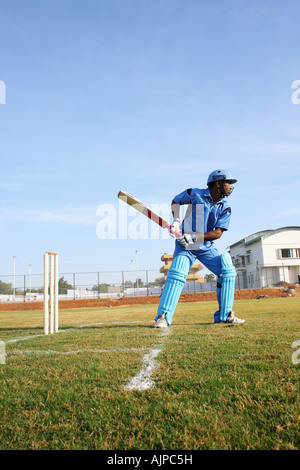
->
[154, 169, 245, 327]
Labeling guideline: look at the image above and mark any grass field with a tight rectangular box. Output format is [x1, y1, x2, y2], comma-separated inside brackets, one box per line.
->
[0, 297, 299, 451]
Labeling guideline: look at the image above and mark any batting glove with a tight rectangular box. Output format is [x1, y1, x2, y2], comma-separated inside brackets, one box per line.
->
[170, 218, 182, 237]
[178, 233, 196, 247]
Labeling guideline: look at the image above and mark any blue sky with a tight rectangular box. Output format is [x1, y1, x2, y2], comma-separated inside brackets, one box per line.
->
[0, 0, 300, 280]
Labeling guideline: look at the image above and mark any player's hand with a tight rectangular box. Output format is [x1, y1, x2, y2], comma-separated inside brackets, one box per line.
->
[170, 218, 181, 237]
[177, 233, 196, 247]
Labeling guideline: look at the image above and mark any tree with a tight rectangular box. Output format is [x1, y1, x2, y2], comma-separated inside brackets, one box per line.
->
[134, 278, 144, 288]
[205, 274, 216, 283]
[92, 283, 110, 293]
[58, 276, 73, 294]
[123, 280, 133, 288]
[148, 277, 165, 287]
[25, 287, 43, 294]
[0, 280, 13, 295]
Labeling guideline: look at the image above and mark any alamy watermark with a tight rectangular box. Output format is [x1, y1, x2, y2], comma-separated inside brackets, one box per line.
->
[0, 80, 6, 104]
[0, 341, 6, 364]
[291, 80, 300, 104]
[291, 340, 300, 365]
[96, 199, 204, 248]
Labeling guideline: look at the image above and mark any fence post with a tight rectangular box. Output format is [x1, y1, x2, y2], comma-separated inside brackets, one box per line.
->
[122, 271, 125, 297]
[256, 263, 261, 288]
[24, 274, 26, 302]
[259, 264, 262, 288]
[98, 272, 100, 298]
[282, 263, 286, 288]
[73, 273, 76, 300]
[146, 270, 149, 296]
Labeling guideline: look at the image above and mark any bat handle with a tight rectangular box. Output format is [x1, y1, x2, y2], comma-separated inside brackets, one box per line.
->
[169, 228, 183, 238]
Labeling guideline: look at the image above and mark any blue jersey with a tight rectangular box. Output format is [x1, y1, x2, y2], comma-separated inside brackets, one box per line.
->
[172, 187, 232, 250]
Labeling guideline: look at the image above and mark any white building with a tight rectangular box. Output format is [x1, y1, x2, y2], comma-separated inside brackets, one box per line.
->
[228, 226, 300, 289]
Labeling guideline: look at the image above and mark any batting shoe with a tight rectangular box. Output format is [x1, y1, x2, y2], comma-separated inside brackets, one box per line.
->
[154, 313, 169, 328]
[224, 311, 245, 324]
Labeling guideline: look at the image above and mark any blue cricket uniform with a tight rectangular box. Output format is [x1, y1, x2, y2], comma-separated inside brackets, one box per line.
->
[155, 170, 241, 326]
[172, 187, 232, 277]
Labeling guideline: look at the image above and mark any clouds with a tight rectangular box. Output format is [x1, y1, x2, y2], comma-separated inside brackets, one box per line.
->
[0, 205, 97, 227]
[0, 1, 300, 274]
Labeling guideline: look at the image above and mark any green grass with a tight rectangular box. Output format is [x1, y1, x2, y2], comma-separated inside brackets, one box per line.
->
[0, 297, 299, 450]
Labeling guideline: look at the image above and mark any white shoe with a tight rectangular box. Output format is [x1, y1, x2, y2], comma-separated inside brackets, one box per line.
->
[154, 313, 169, 328]
[224, 311, 245, 324]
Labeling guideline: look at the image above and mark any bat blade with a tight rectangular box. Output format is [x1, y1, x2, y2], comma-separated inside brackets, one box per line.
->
[117, 190, 182, 237]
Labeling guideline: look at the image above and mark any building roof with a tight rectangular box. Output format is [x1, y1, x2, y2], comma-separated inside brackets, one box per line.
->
[228, 226, 300, 249]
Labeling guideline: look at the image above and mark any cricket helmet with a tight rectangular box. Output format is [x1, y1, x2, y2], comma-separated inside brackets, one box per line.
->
[207, 169, 237, 185]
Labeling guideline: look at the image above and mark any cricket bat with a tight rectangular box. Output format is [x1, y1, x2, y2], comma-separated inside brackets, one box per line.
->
[117, 190, 182, 238]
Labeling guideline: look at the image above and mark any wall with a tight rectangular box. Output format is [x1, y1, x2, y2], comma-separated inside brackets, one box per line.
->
[262, 229, 300, 266]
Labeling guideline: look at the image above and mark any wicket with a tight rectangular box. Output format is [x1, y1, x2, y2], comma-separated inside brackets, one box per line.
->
[43, 252, 59, 335]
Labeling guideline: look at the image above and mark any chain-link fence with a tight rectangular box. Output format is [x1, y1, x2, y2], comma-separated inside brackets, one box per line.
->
[0, 264, 297, 303]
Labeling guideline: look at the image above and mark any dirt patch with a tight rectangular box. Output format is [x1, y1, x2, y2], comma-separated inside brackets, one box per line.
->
[0, 286, 299, 311]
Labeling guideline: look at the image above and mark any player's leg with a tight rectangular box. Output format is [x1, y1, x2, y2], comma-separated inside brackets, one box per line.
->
[154, 248, 194, 327]
[198, 249, 245, 324]
[220, 253, 245, 323]
[219, 252, 236, 320]
[215, 275, 222, 323]
[196, 248, 223, 322]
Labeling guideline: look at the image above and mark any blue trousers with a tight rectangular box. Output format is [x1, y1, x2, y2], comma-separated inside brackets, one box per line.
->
[155, 242, 223, 324]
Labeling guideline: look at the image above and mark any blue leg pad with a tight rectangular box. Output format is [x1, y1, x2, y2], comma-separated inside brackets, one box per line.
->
[214, 275, 222, 322]
[220, 252, 236, 322]
[214, 310, 220, 323]
[155, 255, 190, 325]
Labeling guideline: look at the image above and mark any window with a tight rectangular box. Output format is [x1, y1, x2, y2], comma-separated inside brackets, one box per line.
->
[246, 250, 252, 264]
[281, 249, 292, 258]
[280, 248, 300, 259]
[246, 254, 252, 264]
[233, 253, 252, 265]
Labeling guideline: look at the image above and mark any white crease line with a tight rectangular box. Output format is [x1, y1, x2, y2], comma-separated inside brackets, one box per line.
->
[8, 347, 146, 357]
[6, 334, 45, 344]
[3, 322, 172, 387]
[124, 348, 163, 391]
[124, 328, 171, 392]
[4, 320, 154, 345]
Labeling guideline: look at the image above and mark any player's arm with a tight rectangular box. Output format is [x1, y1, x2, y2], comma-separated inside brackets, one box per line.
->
[203, 227, 224, 241]
[171, 201, 180, 219]
[199, 206, 231, 242]
[171, 188, 192, 228]
[170, 189, 192, 234]
[171, 189, 192, 216]
[189, 227, 224, 243]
